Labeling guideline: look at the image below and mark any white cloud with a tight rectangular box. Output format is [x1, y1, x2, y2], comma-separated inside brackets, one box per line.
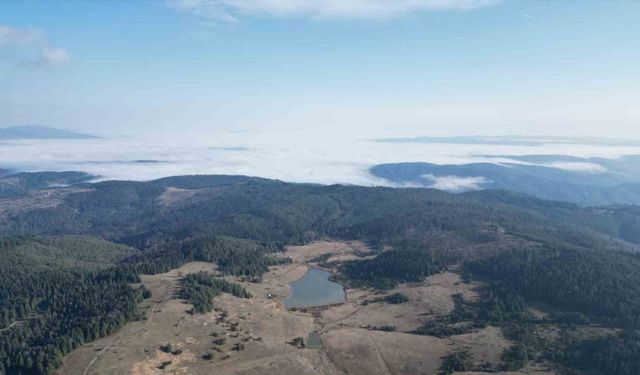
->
[422, 174, 489, 192]
[1, 132, 637, 186]
[22, 46, 71, 68]
[170, 0, 499, 21]
[0, 25, 45, 47]
[0, 24, 70, 68]
[543, 161, 607, 173]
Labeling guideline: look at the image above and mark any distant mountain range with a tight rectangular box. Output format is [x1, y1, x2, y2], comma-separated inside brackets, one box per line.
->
[0, 125, 99, 139]
[376, 135, 640, 147]
[370, 155, 640, 206]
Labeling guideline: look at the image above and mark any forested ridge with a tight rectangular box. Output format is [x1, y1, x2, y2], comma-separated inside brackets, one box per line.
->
[2, 175, 634, 250]
[1, 174, 640, 375]
[370, 160, 640, 206]
[0, 171, 93, 199]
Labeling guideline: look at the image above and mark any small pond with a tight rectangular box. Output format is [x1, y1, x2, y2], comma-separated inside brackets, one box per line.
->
[284, 268, 346, 309]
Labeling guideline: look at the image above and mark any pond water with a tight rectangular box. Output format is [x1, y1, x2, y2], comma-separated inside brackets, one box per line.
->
[284, 268, 346, 309]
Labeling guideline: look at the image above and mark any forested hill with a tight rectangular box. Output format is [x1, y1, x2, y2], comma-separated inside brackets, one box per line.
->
[370, 161, 640, 206]
[1, 174, 638, 249]
[2, 173, 640, 375]
[0, 171, 95, 199]
[463, 190, 640, 246]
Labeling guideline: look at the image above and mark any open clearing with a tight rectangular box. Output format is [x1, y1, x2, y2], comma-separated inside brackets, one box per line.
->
[58, 241, 555, 375]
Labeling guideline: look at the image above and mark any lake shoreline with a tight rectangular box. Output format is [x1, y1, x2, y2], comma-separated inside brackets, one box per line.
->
[284, 267, 347, 309]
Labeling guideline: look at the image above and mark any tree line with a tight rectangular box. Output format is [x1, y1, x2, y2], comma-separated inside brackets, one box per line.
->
[180, 272, 252, 314]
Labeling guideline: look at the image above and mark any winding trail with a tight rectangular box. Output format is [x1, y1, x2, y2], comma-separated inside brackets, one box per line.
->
[0, 321, 21, 332]
[365, 330, 394, 375]
[82, 337, 119, 375]
[81, 302, 158, 375]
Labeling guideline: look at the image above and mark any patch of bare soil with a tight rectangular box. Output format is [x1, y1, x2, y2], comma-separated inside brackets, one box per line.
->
[285, 241, 368, 263]
[157, 187, 199, 207]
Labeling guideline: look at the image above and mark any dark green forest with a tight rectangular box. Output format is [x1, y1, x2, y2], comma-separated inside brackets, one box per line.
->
[0, 237, 145, 375]
[466, 246, 640, 328]
[340, 248, 447, 289]
[180, 272, 252, 314]
[1, 174, 640, 375]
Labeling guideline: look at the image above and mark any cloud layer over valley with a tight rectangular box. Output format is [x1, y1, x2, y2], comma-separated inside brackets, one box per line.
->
[2, 132, 640, 190]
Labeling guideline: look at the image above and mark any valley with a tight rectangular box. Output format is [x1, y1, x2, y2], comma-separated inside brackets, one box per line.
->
[1, 174, 639, 375]
[4, 2, 640, 374]
[58, 241, 552, 375]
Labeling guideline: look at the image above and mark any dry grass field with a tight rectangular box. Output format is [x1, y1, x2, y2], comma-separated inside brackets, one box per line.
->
[58, 241, 556, 375]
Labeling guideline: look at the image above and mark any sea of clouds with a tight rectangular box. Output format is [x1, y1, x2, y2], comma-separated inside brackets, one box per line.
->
[2, 131, 639, 189]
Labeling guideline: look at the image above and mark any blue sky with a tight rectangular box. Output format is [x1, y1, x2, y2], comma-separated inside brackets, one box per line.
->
[1, 0, 639, 138]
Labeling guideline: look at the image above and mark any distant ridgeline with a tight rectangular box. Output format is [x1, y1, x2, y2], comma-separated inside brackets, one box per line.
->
[370, 155, 640, 206]
[0, 174, 640, 374]
[0, 125, 98, 140]
[0, 171, 95, 199]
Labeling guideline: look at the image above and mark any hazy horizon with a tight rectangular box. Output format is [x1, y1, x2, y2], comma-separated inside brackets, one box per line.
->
[2, 0, 640, 139]
[3, 0, 640, 184]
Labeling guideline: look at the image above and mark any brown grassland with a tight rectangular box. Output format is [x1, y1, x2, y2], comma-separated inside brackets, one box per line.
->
[58, 241, 555, 375]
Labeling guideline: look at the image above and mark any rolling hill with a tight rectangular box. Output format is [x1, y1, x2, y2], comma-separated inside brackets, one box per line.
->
[370, 156, 640, 206]
[1, 173, 640, 375]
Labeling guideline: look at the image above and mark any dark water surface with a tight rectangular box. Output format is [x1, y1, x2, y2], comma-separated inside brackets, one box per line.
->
[284, 268, 346, 309]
